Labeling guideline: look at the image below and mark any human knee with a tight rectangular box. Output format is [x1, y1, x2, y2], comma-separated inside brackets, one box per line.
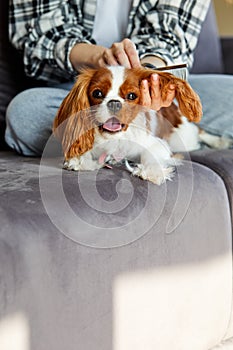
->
[5, 88, 53, 155]
[5, 87, 69, 156]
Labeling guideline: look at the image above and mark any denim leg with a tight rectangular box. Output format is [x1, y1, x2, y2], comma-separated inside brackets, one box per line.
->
[189, 74, 233, 138]
[5, 87, 70, 156]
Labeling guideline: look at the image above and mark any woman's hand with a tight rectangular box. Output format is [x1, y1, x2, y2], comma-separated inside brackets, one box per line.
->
[102, 38, 140, 68]
[69, 39, 140, 70]
[140, 74, 176, 111]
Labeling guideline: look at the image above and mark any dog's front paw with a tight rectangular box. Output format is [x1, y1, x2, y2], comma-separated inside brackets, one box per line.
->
[132, 164, 175, 185]
[63, 158, 82, 171]
[63, 157, 102, 171]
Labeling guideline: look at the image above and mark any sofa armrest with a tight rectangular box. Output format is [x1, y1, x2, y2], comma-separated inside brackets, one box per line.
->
[221, 37, 233, 74]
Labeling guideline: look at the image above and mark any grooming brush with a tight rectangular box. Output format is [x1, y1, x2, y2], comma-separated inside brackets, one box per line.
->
[142, 63, 188, 80]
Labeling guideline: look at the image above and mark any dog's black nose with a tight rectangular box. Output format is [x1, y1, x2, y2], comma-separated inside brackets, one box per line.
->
[107, 100, 122, 113]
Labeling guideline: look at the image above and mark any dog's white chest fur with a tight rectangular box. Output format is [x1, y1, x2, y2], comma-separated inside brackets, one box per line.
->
[64, 111, 181, 185]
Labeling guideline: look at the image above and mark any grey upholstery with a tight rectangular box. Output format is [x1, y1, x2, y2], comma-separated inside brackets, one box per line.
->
[191, 149, 233, 219]
[0, 152, 232, 350]
[191, 3, 224, 74]
[1, 2, 233, 350]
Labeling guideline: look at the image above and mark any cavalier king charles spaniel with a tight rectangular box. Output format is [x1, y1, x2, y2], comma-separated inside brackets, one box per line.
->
[53, 66, 202, 185]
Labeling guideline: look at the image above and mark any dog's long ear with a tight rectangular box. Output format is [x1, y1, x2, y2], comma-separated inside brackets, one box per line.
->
[157, 72, 203, 122]
[137, 68, 202, 122]
[53, 69, 97, 159]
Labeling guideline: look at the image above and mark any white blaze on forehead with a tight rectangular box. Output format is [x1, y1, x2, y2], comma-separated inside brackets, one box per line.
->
[106, 66, 125, 100]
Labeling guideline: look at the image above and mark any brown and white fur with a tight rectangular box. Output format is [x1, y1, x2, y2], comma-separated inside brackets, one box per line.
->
[53, 66, 203, 185]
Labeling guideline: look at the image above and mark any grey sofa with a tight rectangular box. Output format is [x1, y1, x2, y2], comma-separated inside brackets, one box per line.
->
[1, 3, 233, 350]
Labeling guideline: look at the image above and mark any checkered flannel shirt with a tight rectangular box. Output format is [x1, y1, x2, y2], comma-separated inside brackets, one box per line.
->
[9, 0, 211, 83]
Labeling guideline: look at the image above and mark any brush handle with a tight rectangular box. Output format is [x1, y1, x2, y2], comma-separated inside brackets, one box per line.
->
[142, 62, 188, 80]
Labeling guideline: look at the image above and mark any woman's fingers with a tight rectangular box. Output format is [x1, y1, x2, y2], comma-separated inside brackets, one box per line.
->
[140, 79, 152, 107]
[102, 48, 119, 66]
[111, 43, 131, 67]
[140, 74, 176, 111]
[104, 39, 140, 68]
[150, 74, 163, 110]
[122, 39, 141, 68]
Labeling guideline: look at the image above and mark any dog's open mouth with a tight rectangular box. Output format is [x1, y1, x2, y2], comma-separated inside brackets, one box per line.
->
[100, 117, 125, 133]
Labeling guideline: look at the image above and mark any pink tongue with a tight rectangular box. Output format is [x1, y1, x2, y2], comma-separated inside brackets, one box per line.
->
[102, 117, 122, 132]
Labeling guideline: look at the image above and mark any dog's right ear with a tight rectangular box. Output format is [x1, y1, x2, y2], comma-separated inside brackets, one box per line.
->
[53, 69, 97, 159]
[136, 68, 202, 122]
[156, 72, 203, 122]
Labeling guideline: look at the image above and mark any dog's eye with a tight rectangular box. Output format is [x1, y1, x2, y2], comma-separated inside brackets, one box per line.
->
[92, 89, 104, 99]
[126, 92, 137, 101]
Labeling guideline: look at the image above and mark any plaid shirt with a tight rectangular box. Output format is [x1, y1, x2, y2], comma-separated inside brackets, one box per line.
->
[9, 0, 210, 83]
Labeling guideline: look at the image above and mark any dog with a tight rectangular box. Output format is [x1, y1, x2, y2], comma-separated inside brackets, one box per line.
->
[53, 66, 203, 185]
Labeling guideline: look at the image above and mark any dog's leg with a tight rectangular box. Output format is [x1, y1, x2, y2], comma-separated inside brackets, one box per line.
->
[63, 151, 102, 171]
[130, 139, 179, 185]
[131, 162, 175, 185]
[199, 130, 233, 149]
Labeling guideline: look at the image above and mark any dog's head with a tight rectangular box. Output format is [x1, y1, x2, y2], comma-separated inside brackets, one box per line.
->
[53, 66, 202, 160]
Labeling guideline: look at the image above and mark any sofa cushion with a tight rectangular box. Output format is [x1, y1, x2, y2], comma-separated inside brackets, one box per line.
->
[0, 151, 232, 350]
[188, 74, 233, 140]
[0, 0, 24, 149]
[191, 148, 233, 243]
[221, 37, 233, 74]
[191, 4, 223, 74]
[191, 148, 233, 341]
[0, 47, 21, 149]
[0, 0, 45, 150]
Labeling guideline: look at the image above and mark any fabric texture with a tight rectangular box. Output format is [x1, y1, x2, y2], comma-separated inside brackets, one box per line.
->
[9, 0, 210, 82]
[0, 0, 18, 148]
[0, 0, 46, 149]
[190, 4, 223, 74]
[0, 152, 232, 349]
[5, 87, 70, 156]
[191, 149, 233, 247]
[191, 148, 233, 341]
[189, 75, 233, 139]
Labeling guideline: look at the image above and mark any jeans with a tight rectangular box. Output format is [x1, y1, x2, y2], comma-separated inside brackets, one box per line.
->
[5, 75, 233, 156]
